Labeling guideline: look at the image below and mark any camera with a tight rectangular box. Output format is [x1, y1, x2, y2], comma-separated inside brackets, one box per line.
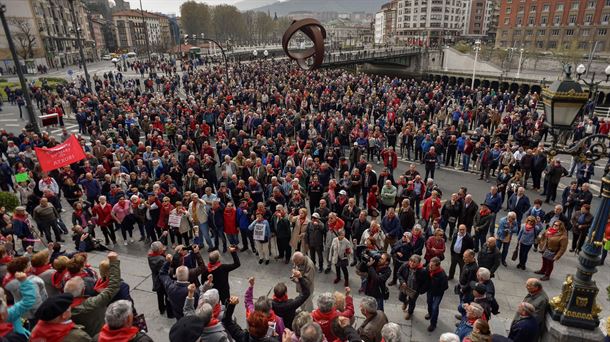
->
[356, 248, 381, 273]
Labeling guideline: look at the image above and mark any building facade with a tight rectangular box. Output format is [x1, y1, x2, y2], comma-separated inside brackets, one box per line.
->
[495, 0, 610, 53]
[113, 10, 172, 54]
[0, 0, 96, 72]
[395, 0, 464, 46]
[374, 1, 398, 44]
[326, 19, 374, 49]
[461, 0, 497, 39]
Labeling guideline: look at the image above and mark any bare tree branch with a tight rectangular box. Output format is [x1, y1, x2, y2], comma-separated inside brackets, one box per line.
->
[8, 17, 37, 60]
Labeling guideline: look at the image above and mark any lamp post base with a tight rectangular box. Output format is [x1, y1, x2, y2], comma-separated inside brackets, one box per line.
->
[542, 313, 604, 342]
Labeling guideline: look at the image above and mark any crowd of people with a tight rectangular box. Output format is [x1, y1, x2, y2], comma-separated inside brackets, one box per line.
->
[0, 54, 609, 342]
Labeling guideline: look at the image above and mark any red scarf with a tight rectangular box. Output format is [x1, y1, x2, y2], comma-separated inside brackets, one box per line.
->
[479, 207, 491, 217]
[51, 270, 66, 289]
[31, 264, 52, 276]
[547, 226, 559, 236]
[0, 255, 13, 264]
[207, 303, 221, 327]
[94, 277, 109, 293]
[273, 294, 288, 302]
[525, 223, 535, 232]
[0, 322, 13, 337]
[71, 297, 86, 308]
[429, 267, 444, 278]
[147, 251, 164, 257]
[2, 274, 15, 287]
[207, 261, 221, 272]
[98, 324, 139, 342]
[30, 320, 75, 342]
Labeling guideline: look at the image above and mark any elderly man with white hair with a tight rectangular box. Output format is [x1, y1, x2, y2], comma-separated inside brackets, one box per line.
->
[292, 251, 315, 311]
[95, 300, 153, 341]
[159, 253, 200, 320]
[508, 302, 539, 342]
[357, 296, 388, 342]
[455, 302, 484, 341]
[381, 323, 401, 342]
[147, 241, 173, 318]
[439, 332, 460, 342]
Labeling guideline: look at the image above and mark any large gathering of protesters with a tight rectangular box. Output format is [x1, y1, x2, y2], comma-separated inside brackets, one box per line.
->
[0, 53, 609, 342]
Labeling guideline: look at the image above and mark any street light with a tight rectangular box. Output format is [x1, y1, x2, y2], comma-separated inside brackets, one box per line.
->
[575, 63, 610, 115]
[184, 35, 230, 86]
[0, 4, 39, 133]
[516, 48, 524, 78]
[67, 0, 92, 91]
[263, 49, 269, 58]
[252, 50, 258, 58]
[542, 64, 610, 330]
[471, 39, 481, 89]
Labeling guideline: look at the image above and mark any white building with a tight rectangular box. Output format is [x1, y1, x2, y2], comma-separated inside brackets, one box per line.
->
[113, 10, 171, 53]
[395, 0, 463, 46]
[374, 11, 386, 44]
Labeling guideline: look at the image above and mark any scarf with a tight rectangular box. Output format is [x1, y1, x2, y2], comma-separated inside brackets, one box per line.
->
[0, 255, 13, 265]
[2, 274, 15, 287]
[31, 264, 52, 276]
[525, 223, 535, 232]
[547, 226, 559, 237]
[429, 266, 444, 278]
[98, 324, 139, 342]
[207, 261, 222, 272]
[71, 297, 86, 308]
[273, 294, 288, 302]
[479, 207, 491, 217]
[51, 270, 66, 289]
[147, 251, 164, 257]
[30, 320, 75, 342]
[94, 277, 109, 293]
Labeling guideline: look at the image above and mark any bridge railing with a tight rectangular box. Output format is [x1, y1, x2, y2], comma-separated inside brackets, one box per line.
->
[323, 47, 422, 64]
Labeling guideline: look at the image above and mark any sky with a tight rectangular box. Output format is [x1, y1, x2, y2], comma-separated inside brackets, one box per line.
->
[133, 0, 255, 15]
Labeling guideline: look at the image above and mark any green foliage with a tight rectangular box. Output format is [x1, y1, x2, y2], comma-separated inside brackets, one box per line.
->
[0, 192, 19, 213]
[42, 77, 67, 84]
[454, 42, 471, 54]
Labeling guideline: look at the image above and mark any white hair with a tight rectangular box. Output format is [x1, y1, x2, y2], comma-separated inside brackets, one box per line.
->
[439, 333, 460, 342]
[316, 292, 335, 313]
[477, 267, 491, 281]
[175, 266, 189, 282]
[381, 323, 401, 342]
[105, 300, 132, 329]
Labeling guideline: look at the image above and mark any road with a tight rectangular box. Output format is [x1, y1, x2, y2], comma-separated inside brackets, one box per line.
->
[1, 60, 609, 341]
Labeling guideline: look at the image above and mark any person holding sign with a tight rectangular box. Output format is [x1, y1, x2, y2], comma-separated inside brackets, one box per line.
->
[248, 212, 271, 265]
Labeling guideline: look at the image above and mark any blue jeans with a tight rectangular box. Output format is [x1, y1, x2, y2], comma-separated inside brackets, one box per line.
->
[196, 222, 214, 248]
[462, 154, 471, 171]
[427, 293, 443, 327]
[496, 240, 511, 263]
[227, 234, 239, 246]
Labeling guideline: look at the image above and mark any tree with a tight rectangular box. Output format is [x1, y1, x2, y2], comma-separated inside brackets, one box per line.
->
[210, 5, 246, 43]
[553, 40, 584, 68]
[9, 18, 37, 60]
[180, 1, 212, 38]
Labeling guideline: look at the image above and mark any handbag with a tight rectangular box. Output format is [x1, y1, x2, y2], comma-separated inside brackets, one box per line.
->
[132, 313, 148, 332]
[542, 249, 556, 260]
[511, 243, 520, 261]
[399, 283, 417, 299]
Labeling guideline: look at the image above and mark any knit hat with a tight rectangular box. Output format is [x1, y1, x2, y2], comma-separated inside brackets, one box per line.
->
[35, 293, 74, 321]
[169, 316, 205, 342]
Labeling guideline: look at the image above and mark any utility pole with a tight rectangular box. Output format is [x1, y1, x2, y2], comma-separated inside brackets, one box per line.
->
[67, 0, 92, 91]
[0, 4, 40, 133]
[139, 0, 152, 61]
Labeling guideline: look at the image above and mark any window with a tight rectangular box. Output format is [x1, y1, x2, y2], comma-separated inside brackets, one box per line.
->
[566, 29, 574, 35]
[569, 15, 576, 24]
[603, 14, 610, 23]
[571, 2, 578, 10]
[517, 16, 523, 25]
[502, 30, 508, 37]
[530, 5, 536, 12]
[552, 29, 560, 35]
[585, 14, 593, 24]
[514, 29, 522, 35]
[519, 5, 524, 12]
[588, 1, 595, 8]
[554, 16, 561, 25]
[599, 28, 608, 35]
[529, 17, 535, 25]
[579, 41, 588, 49]
[506, 8, 511, 14]
[582, 28, 590, 36]
[526, 29, 533, 35]
[504, 18, 510, 25]
[557, 4, 564, 11]
[548, 41, 557, 48]
[543, 4, 550, 11]
[538, 29, 546, 35]
[541, 16, 548, 24]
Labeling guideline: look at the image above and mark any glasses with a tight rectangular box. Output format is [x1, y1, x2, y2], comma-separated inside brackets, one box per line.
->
[553, 223, 561, 226]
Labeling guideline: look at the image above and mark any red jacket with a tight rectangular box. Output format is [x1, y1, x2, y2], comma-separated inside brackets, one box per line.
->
[311, 296, 355, 341]
[157, 203, 174, 228]
[92, 203, 113, 227]
[381, 149, 398, 169]
[407, 181, 426, 200]
[422, 197, 441, 222]
[223, 207, 238, 235]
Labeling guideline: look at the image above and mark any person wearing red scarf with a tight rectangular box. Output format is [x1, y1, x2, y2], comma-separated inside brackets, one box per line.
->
[223, 202, 239, 246]
[30, 293, 91, 342]
[96, 300, 151, 342]
[425, 256, 449, 332]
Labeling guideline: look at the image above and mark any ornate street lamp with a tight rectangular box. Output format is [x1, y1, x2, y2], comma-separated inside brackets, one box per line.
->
[575, 63, 610, 117]
[542, 64, 610, 331]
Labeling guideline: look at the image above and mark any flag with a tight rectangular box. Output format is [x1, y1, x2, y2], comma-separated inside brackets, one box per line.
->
[34, 135, 85, 172]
